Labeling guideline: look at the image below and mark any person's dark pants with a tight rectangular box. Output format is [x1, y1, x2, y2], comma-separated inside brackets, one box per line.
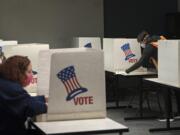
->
[162, 88, 173, 118]
[27, 129, 44, 135]
[174, 90, 180, 114]
[161, 89, 180, 118]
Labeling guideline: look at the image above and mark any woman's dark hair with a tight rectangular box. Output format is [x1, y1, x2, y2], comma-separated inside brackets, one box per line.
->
[137, 31, 149, 43]
[0, 55, 30, 86]
[146, 35, 159, 44]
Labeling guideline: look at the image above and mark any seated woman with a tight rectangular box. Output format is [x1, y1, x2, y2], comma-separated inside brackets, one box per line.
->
[0, 55, 47, 135]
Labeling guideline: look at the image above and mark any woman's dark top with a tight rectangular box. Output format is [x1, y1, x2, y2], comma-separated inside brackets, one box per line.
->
[0, 75, 47, 135]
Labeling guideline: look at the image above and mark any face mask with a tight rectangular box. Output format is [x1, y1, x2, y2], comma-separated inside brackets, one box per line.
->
[140, 43, 146, 48]
[23, 74, 33, 87]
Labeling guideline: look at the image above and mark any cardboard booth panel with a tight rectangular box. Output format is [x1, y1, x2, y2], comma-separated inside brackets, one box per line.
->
[158, 40, 180, 86]
[3, 44, 49, 71]
[103, 38, 114, 72]
[45, 49, 106, 121]
[103, 38, 141, 72]
[73, 37, 101, 50]
[38, 48, 93, 97]
[114, 39, 141, 71]
[38, 50, 52, 97]
[0, 41, 18, 46]
[2, 44, 49, 93]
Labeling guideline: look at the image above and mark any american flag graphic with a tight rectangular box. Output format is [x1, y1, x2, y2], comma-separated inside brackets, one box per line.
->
[57, 66, 88, 101]
[84, 43, 92, 48]
[121, 43, 135, 61]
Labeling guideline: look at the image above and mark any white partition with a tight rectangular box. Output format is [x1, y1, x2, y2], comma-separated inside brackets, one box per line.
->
[0, 40, 18, 46]
[37, 48, 106, 121]
[2, 44, 49, 93]
[158, 40, 180, 86]
[73, 37, 101, 50]
[103, 38, 142, 72]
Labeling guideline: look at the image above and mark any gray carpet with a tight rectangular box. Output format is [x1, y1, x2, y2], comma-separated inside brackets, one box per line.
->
[106, 103, 180, 135]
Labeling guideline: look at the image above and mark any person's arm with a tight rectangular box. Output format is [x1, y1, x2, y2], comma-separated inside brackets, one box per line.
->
[32, 95, 46, 103]
[0, 83, 47, 118]
[150, 57, 158, 70]
[26, 95, 47, 117]
[125, 44, 154, 73]
[125, 56, 145, 73]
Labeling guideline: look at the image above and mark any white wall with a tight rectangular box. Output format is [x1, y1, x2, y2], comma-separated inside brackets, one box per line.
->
[0, 0, 103, 48]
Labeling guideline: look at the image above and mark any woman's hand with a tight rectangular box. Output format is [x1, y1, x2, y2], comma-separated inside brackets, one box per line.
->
[45, 97, 48, 103]
[45, 97, 48, 108]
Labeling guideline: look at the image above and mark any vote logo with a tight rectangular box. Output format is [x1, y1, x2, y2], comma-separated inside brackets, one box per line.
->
[121, 43, 137, 63]
[57, 66, 94, 105]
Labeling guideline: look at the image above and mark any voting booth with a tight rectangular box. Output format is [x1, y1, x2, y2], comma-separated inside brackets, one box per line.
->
[0, 40, 19, 63]
[158, 40, 180, 86]
[0, 40, 18, 46]
[1, 44, 49, 93]
[103, 38, 142, 72]
[37, 48, 106, 121]
[73, 37, 101, 50]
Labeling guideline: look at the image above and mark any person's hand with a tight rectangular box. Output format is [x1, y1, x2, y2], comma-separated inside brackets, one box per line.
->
[125, 69, 129, 74]
[45, 97, 48, 108]
[45, 103, 48, 108]
[45, 97, 48, 103]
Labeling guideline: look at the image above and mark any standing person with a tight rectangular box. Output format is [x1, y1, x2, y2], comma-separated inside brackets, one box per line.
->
[0, 55, 47, 135]
[125, 30, 166, 73]
[125, 32, 180, 120]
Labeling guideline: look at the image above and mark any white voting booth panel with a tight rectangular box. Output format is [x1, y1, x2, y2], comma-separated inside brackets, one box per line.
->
[37, 48, 106, 121]
[73, 37, 101, 50]
[0, 41, 18, 63]
[2, 44, 49, 93]
[37, 49, 93, 97]
[0, 40, 18, 46]
[158, 40, 180, 86]
[3, 44, 49, 71]
[103, 38, 141, 72]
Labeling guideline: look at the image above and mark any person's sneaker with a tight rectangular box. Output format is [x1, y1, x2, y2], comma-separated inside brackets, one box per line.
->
[174, 116, 180, 119]
[173, 113, 180, 120]
[158, 118, 174, 122]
